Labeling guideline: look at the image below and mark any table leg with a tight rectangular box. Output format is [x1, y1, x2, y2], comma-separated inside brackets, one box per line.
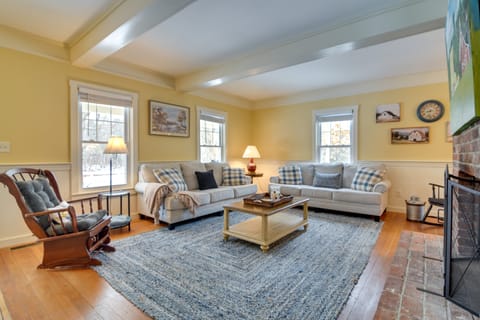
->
[261, 215, 268, 252]
[223, 208, 230, 241]
[303, 202, 309, 231]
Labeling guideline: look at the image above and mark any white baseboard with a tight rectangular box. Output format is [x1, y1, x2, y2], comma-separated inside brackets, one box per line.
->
[0, 233, 38, 249]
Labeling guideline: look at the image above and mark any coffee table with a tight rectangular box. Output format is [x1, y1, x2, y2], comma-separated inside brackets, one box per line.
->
[223, 197, 309, 252]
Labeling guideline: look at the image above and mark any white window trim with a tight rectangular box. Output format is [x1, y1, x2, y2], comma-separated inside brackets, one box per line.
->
[196, 106, 227, 162]
[312, 105, 358, 163]
[69, 80, 138, 196]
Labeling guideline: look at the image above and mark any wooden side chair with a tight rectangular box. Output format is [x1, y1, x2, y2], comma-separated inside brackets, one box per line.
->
[0, 168, 115, 269]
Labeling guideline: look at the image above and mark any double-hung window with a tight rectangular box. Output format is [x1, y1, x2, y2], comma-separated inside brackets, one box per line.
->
[70, 81, 137, 194]
[314, 106, 358, 163]
[197, 107, 226, 162]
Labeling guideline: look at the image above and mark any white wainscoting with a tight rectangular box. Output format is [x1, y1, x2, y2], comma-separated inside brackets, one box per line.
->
[0, 163, 138, 249]
[249, 160, 451, 214]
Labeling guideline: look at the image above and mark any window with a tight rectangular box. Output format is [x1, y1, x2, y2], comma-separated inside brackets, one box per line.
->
[197, 107, 226, 162]
[70, 81, 137, 194]
[314, 106, 358, 163]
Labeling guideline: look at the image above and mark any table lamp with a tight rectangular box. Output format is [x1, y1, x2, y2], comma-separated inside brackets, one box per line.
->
[104, 136, 128, 195]
[242, 145, 261, 173]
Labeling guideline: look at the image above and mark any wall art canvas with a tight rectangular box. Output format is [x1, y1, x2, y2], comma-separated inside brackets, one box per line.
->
[391, 127, 429, 144]
[446, 0, 480, 134]
[376, 103, 400, 123]
[149, 100, 189, 137]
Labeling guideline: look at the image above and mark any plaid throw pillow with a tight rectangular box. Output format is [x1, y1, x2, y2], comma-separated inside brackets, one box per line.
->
[222, 167, 247, 186]
[351, 167, 385, 192]
[278, 166, 303, 185]
[153, 168, 188, 192]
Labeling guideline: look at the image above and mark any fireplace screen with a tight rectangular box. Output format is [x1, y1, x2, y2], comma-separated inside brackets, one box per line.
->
[445, 176, 480, 316]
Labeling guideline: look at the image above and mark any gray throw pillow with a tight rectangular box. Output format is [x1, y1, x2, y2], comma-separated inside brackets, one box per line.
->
[313, 172, 342, 189]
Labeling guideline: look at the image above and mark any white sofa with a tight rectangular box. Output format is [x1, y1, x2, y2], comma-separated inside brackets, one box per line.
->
[269, 162, 391, 220]
[135, 161, 257, 229]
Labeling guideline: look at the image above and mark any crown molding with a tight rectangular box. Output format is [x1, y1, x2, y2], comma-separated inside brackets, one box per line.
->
[0, 25, 69, 62]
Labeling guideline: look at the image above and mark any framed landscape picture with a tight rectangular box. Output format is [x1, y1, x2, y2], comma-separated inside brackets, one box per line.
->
[391, 127, 429, 144]
[149, 100, 189, 137]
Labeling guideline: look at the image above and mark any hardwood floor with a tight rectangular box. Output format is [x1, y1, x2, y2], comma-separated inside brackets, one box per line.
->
[0, 212, 442, 320]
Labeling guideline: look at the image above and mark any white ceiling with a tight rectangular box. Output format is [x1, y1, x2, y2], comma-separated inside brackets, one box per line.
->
[0, 0, 448, 107]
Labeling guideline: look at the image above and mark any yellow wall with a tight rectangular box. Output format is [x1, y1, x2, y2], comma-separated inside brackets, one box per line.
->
[0, 48, 252, 164]
[253, 83, 452, 161]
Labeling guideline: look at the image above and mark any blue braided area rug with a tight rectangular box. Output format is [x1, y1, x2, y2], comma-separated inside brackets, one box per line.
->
[94, 209, 382, 320]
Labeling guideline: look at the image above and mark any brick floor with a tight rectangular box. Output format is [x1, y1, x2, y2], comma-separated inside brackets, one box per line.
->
[374, 231, 480, 320]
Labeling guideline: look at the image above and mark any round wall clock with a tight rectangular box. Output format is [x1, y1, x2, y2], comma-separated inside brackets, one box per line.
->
[416, 100, 444, 122]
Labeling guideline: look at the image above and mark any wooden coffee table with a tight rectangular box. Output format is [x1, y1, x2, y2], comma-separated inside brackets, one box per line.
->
[223, 197, 309, 252]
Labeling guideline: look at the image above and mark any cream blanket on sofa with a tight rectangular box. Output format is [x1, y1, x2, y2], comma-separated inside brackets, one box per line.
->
[144, 184, 201, 216]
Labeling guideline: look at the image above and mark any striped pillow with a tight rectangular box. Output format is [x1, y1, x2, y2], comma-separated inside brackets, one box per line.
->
[222, 167, 247, 186]
[351, 167, 385, 192]
[153, 168, 188, 192]
[278, 166, 303, 185]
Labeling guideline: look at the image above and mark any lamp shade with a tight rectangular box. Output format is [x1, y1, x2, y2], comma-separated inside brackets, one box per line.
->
[104, 136, 128, 154]
[242, 145, 260, 159]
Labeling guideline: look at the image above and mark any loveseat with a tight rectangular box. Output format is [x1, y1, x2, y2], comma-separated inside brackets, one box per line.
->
[269, 162, 391, 220]
[135, 161, 257, 229]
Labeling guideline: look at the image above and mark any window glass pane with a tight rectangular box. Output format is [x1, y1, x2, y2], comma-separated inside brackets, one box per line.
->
[80, 101, 128, 189]
[200, 146, 222, 163]
[199, 112, 225, 162]
[316, 112, 353, 163]
[320, 147, 351, 163]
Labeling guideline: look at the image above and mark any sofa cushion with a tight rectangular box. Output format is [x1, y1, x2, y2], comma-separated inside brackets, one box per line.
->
[205, 162, 228, 186]
[351, 167, 385, 192]
[313, 172, 342, 189]
[342, 164, 358, 188]
[203, 187, 234, 202]
[287, 163, 314, 185]
[222, 167, 247, 186]
[180, 162, 207, 190]
[300, 186, 333, 200]
[195, 170, 218, 190]
[278, 166, 303, 185]
[333, 189, 382, 205]
[153, 168, 188, 192]
[164, 192, 211, 210]
[232, 184, 257, 198]
[140, 163, 182, 183]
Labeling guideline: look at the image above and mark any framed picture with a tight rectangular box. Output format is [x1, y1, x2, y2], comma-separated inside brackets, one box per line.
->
[376, 103, 400, 123]
[391, 127, 429, 144]
[149, 100, 189, 137]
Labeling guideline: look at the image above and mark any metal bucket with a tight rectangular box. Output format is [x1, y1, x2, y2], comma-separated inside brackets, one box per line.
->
[405, 199, 425, 221]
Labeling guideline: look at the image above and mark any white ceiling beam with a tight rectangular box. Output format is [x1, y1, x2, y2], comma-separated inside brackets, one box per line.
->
[176, 0, 447, 92]
[70, 0, 196, 68]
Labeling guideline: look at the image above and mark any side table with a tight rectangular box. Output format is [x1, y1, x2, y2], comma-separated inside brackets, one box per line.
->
[99, 190, 131, 231]
[245, 172, 263, 184]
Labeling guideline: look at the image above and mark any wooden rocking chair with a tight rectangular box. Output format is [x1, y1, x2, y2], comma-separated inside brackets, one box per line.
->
[0, 168, 115, 269]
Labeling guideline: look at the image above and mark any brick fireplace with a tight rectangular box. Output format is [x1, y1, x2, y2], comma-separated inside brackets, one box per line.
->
[452, 120, 480, 178]
[445, 119, 480, 316]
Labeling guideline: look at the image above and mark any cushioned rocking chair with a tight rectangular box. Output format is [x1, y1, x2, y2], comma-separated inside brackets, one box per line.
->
[0, 168, 115, 269]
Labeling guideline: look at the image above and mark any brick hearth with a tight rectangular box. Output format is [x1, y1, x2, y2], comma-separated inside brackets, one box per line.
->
[374, 231, 479, 320]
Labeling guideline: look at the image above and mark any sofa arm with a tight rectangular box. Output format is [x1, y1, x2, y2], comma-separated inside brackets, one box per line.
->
[135, 182, 148, 194]
[373, 179, 391, 193]
[270, 176, 279, 183]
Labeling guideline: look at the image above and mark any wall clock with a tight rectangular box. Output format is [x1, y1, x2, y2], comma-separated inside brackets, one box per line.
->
[416, 100, 444, 122]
